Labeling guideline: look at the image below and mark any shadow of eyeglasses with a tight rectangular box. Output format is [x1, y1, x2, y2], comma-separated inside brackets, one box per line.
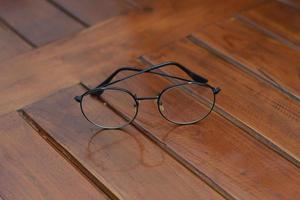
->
[85, 126, 165, 172]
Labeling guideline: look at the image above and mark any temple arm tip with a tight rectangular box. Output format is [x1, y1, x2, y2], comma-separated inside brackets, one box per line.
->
[213, 87, 221, 94]
[74, 96, 82, 103]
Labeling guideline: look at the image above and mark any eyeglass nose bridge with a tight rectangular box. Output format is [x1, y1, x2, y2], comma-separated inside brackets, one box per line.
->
[135, 95, 159, 105]
[136, 96, 159, 101]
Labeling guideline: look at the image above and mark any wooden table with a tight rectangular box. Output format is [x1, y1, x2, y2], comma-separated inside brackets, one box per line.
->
[0, 0, 299, 199]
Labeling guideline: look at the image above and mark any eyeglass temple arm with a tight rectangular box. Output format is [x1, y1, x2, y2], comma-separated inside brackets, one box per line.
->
[96, 61, 208, 88]
[148, 61, 208, 83]
[74, 62, 210, 103]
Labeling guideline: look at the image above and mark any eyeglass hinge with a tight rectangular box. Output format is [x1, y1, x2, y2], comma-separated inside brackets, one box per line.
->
[74, 96, 82, 103]
[213, 87, 221, 94]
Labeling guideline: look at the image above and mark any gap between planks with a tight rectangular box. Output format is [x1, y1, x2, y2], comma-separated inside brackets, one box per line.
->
[46, 0, 90, 27]
[234, 14, 300, 51]
[17, 109, 119, 200]
[186, 34, 300, 103]
[79, 82, 236, 200]
[0, 17, 36, 48]
[138, 54, 300, 168]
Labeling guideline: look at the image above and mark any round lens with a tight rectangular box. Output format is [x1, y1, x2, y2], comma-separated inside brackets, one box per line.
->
[81, 88, 137, 129]
[158, 83, 215, 124]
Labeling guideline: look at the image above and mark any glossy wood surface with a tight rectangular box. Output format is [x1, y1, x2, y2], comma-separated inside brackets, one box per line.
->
[51, 0, 136, 25]
[193, 17, 300, 99]
[0, 0, 259, 115]
[23, 84, 225, 200]
[0, 0, 84, 46]
[0, 112, 109, 200]
[82, 65, 300, 200]
[0, 21, 32, 61]
[0, 0, 299, 199]
[143, 38, 300, 165]
[242, 1, 300, 46]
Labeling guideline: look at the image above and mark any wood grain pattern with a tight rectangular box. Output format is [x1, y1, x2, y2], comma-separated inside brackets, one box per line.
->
[0, 0, 84, 46]
[193, 17, 300, 99]
[51, 0, 136, 25]
[0, 112, 108, 200]
[82, 66, 300, 200]
[278, 0, 300, 10]
[241, 1, 300, 46]
[23, 84, 225, 200]
[0, 0, 261, 115]
[0, 21, 32, 61]
[143, 38, 300, 165]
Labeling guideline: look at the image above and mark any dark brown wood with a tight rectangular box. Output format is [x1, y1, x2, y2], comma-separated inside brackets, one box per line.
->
[51, 0, 136, 25]
[0, 0, 84, 46]
[82, 66, 300, 200]
[278, 0, 300, 10]
[241, 1, 300, 46]
[143, 38, 300, 165]
[193, 17, 300, 99]
[0, 112, 109, 200]
[23, 84, 225, 200]
[0, 0, 262, 115]
[0, 21, 32, 61]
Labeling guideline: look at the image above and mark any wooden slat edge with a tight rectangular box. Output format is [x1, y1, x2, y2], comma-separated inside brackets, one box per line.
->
[277, 0, 300, 11]
[234, 14, 300, 51]
[80, 80, 235, 200]
[186, 34, 300, 102]
[46, 0, 89, 27]
[162, 35, 300, 167]
[18, 109, 120, 200]
[138, 54, 300, 168]
[0, 17, 35, 48]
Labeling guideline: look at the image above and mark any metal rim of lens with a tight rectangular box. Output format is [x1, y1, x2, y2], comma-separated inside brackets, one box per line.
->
[157, 82, 216, 125]
[80, 87, 139, 129]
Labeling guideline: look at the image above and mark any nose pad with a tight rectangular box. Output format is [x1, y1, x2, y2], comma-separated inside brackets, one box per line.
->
[158, 100, 164, 111]
[134, 94, 139, 107]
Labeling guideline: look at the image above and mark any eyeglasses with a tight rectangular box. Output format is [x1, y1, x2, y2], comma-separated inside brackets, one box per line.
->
[75, 61, 221, 129]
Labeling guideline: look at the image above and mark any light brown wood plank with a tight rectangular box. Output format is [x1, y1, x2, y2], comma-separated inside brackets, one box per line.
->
[193, 17, 300, 99]
[23, 84, 225, 200]
[51, 0, 135, 25]
[82, 64, 300, 200]
[0, 0, 84, 46]
[0, 112, 109, 200]
[0, 0, 261, 115]
[143, 38, 300, 165]
[0, 21, 32, 61]
[241, 1, 300, 46]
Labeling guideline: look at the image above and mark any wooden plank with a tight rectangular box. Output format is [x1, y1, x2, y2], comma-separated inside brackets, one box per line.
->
[0, 112, 109, 200]
[81, 65, 300, 200]
[278, 0, 300, 10]
[143, 38, 300, 165]
[51, 0, 136, 25]
[0, 0, 84, 46]
[0, 21, 32, 61]
[0, 0, 261, 115]
[23, 84, 225, 200]
[241, 1, 300, 46]
[192, 17, 300, 99]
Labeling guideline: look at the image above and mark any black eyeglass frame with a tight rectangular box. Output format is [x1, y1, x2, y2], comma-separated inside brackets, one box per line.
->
[75, 61, 221, 129]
